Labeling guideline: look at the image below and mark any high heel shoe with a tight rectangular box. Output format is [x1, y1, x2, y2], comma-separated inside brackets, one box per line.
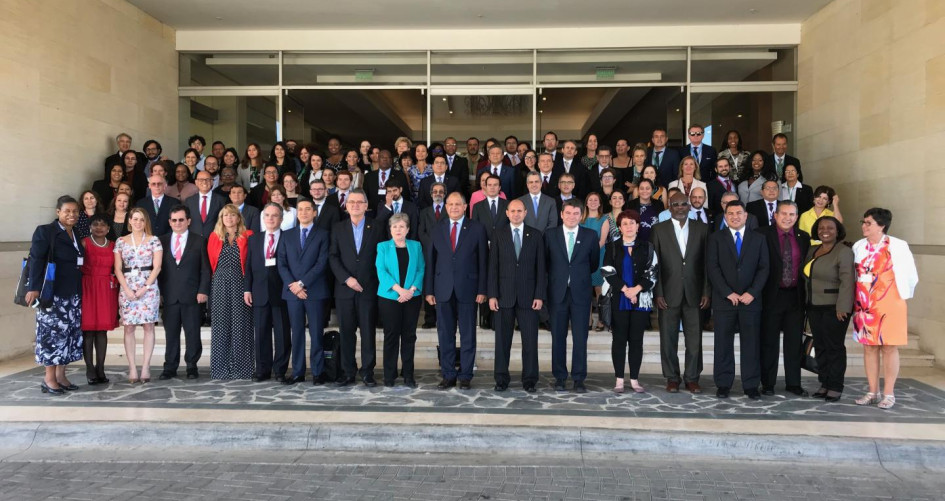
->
[57, 382, 79, 391]
[812, 387, 828, 398]
[40, 382, 64, 395]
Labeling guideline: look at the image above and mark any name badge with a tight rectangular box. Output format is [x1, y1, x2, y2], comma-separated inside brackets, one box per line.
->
[377, 188, 386, 196]
[76, 257, 84, 266]
[858, 273, 873, 284]
[265, 258, 277, 267]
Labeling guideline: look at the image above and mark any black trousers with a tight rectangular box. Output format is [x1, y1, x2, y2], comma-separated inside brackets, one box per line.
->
[423, 301, 437, 326]
[378, 296, 421, 383]
[808, 305, 851, 392]
[337, 293, 377, 380]
[252, 303, 291, 378]
[713, 307, 762, 390]
[162, 302, 203, 374]
[82, 331, 107, 381]
[760, 288, 805, 389]
[611, 307, 650, 379]
[658, 303, 703, 383]
[493, 305, 539, 387]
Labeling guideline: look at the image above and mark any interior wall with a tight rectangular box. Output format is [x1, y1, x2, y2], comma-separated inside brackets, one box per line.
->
[797, 0, 945, 366]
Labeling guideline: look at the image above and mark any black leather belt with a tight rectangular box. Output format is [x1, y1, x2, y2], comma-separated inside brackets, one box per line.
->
[122, 266, 154, 273]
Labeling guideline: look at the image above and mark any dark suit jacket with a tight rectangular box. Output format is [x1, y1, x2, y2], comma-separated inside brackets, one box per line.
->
[706, 226, 769, 312]
[746, 198, 779, 229]
[104, 151, 146, 182]
[477, 164, 517, 200]
[647, 147, 682, 188]
[312, 201, 342, 234]
[248, 183, 273, 209]
[158, 232, 210, 305]
[375, 200, 420, 241]
[786, 184, 814, 215]
[470, 197, 509, 242]
[417, 205, 445, 251]
[184, 192, 227, 237]
[362, 168, 410, 211]
[711, 212, 759, 233]
[705, 177, 737, 216]
[766, 153, 802, 179]
[136, 195, 180, 237]
[445, 155, 470, 197]
[557, 159, 588, 200]
[759, 225, 810, 307]
[544, 226, 600, 306]
[488, 224, 546, 308]
[239, 204, 260, 236]
[243, 230, 285, 307]
[277, 225, 330, 301]
[681, 144, 718, 184]
[417, 174, 461, 210]
[91, 180, 117, 210]
[28, 222, 84, 298]
[538, 169, 561, 199]
[423, 217, 488, 302]
[650, 219, 710, 307]
[329, 217, 383, 299]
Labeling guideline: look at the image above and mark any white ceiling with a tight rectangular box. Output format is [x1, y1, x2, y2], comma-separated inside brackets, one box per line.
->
[129, 0, 833, 31]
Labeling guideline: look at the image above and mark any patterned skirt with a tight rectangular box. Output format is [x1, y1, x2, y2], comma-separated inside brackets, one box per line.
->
[35, 294, 84, 366]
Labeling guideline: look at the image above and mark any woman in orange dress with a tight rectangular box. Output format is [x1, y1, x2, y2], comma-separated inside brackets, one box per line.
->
[851, 208, 918, 410]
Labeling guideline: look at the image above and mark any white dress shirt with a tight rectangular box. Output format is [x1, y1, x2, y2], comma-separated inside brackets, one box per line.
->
[672, 218, 689, 256]
[171, 230, 189, 264]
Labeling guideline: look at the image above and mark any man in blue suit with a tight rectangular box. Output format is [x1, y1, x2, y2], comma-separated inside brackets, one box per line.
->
[648, 127, 683, 188]
[424, 192, 488, 390]
[477, 144, 516, 200]
[544, 199, 600, 393]
[277, 198, 331, 385]
[683, 124, 718, 183]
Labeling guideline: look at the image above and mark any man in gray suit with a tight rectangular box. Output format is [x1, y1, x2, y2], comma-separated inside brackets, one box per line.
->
[651, 191, 710, 394]
[185, 170, 227, 237]
[517, 171, 557, 232]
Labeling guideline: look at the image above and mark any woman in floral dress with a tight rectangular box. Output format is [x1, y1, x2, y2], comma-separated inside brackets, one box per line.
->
[113, 208, 162, 383]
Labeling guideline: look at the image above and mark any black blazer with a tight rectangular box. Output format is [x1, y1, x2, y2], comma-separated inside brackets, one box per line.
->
[91, 180, 117, 209]
[706, 226, 769, 312]
[785, 184, 814, 215]
[470, 197, 509, 242]
[417, 174, 461, 210]
[104, 151, 146, 182]
[538, 169, 561, 199]
[705, 178, 736, 216]
[477, 164, 517, 199]
[647, 147, 682, 187]
[328, 217, 383, 299]
[680, 144, 718, 183]
[746, 198, 778, 229]
[184, 192, 227, 237]
[375, 201, 420, 241]
[28, 222, 84, 298]
[243, 231, 285, 308]
[248, 183, 272, 209]
[650, 219, 710, 307]
[766, 153, 802, 179]
[487, 224, 546, 308]
[603, 239, 657, 308]
[417, 205, 446, 251]
[239, 204, 260, 236]
[758, 225, 810, 307]
[158, 232, 210, 305]
[136, 195, 180, 237]
[445, 155, 470, 197]
[312, 201, 342, 234]
[362, 168, 410, 211]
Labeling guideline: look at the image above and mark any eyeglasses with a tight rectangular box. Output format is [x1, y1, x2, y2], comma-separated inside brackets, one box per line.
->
[670, 202, 690, 207]
[169, 218, 188, 223]
[601, 175, 615, 180]
[689, 132, 704, 136]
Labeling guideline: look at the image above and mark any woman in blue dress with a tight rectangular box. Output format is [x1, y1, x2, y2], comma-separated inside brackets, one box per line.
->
[581, 192, 612, 331]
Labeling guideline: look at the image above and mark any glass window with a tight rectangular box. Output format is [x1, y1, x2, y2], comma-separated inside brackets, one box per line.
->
[688, 91, 796, 153]
[430, 93, 532, 158]
[179, 96, 277, 161]
[691, 47, 796, 82]
[179, 53, 279, 86]
[537, 48, 687, 85]
[282, 52, 427, 86]
[431, 51, 533, 85]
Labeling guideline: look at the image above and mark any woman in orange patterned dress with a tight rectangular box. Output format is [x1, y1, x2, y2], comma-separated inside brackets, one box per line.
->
[851, 208, 918, 410]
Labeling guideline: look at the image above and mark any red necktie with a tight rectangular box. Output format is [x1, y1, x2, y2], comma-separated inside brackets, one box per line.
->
[723, 179, 732, 192]
[200, 195, 208, 223]
[266, 233, 275, 259]
[542, 176, 549, 189]
[173, 234, 182, 262]
[380, 171, 387, 187]
[450, 222, 458, 251]
[434, 205, 441, 220]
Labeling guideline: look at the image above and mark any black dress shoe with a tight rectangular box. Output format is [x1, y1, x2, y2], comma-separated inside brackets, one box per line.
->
[812, 387, 828, 398]
[362, 376, 377, 388]
[404, 379, 418, 389]
[186, 369, 199, 380]
[99, 377, 109, 384]
[824, 391, 842, 402]
[785, 386, 809, 397]
[87, 378, 100, 386]
[716, 387, 730, 398]
[384, 380, 395, 387]
[253, 375, 271, 383]
[554, 380, 567, 392]
[313, 374, 329, 386]
[761, 386, 775, 396]
[282, 376, 303, 385]
[573, 381, 587, 394]
[275, 375, 286, 383]
[40, 382, 64, 395]
[524, 384, 537, 393]
[745, 388, 761, 400]
[539, 321, 552, 331]
[436, 378, 456, 390]
[335, 378, 357, 387]
[158, 372, 176, 381]
[459, 379, 472, 390]
[494, 383, 508, 392]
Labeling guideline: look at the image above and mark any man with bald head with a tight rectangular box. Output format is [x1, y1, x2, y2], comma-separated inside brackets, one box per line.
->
[185, 170, 227, 237]
[136, 174, 179, 236]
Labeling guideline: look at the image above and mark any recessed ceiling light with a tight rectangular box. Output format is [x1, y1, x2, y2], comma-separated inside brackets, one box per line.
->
[538, 110, 543, 114]
[449, 110, 453, 114]
[541, 97, 547, 101]
[287, 109, 291, 113]
[748, 8, 757, 14]
[737, 114, 743, 118]
[442, 97, 447, 101]
[675, 108, 680, 112]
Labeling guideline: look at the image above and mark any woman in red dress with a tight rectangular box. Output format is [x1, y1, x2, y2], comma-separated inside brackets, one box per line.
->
[80, 215, 119, 385]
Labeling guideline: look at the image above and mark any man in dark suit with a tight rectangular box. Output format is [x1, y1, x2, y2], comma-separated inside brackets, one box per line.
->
[766, 133, 802, 180]
[229, 185, 259, 235]
[185, 171, 227, 236]
[545, 199, 600, 393]
[487, 200, 546, 392]
[585, 145, 614, 196]
[536, 152, 560, 198]
[362, 150, 409, 212]
[712, 192, 759, 233]
[705, 158, 738, 217]
[470, 175, 509, 242]
[278, 199, 331, 385]
[558, 140, 587, 200]
[307, 179, 342, 234]
[243, 203, 292, 382]
[518, 171, 558, 232]
[325, 170, 353, 215]
[682, 124, 718, 183]
[417, 155, 462, 209]
[417, 182, 447, 329]
[424, 192, 488, 390]
[651, 192, 711, 393]
[553, 173, 579, 220]
[648, 128, 683, 188]
[375, 178, 419, 240]
[136, 174, 179, 237]
[103, 132, 147, 181]
[706, 200, 769, 399]
[759, 201, 811, 397]
[746, 180, 781, 229]
[541, 131, 564, 171]
[157, 205, 210, 380]
[444, 137, 471, 197]
[478, 144, 516, 200]
[329, 190, 382, 387]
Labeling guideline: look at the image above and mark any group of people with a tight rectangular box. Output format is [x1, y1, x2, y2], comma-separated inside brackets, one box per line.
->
[26, 127, 918, 408]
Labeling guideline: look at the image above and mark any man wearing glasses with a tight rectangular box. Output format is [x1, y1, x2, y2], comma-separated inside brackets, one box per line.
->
[185, 171, 227, 236]
[587, 145, 614, 195]
[685, 124, 718, 183]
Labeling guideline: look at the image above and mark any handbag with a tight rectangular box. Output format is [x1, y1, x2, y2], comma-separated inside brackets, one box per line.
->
[13, 224, 57, 309]
[800, 316, 819, 374]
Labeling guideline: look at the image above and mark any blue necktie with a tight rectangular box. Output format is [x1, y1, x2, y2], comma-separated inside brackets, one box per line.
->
[734, 231, 742, 257]
[490, 199, 497, 218]
[301, 227, 309, 250]
[532, 196, 539, 215]
[513, 228, 521, 259]
[393, 201, 400, 214]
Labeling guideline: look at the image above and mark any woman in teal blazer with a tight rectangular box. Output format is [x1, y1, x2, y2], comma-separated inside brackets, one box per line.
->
[375, 213, 425, 388]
